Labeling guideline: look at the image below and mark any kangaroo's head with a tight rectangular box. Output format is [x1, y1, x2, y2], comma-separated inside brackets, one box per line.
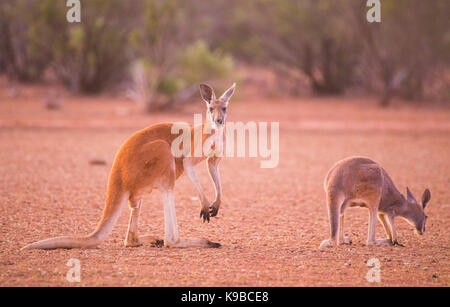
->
[402, 187, 431, 235]
[199, 83, 236, 129]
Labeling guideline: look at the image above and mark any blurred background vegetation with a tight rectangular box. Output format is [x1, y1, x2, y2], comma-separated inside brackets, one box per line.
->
[0, 0, 449, 109]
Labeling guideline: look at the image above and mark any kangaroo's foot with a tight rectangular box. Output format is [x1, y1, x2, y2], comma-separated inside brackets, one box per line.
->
[165, 237, 221, 248]
[339, 235, 352, 245]
[367, 238, 394, 246]
[319, 239, 337, 249]
[139, 235, 164, 247]
[392, 240, 404, 247]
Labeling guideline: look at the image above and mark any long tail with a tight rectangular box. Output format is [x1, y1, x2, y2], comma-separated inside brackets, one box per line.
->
[21, 173, 129, 250]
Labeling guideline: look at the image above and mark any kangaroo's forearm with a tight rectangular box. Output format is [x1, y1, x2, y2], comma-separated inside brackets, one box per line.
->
[184, 161, 207, 202]
[387, 214, 398, 243]
[207, 158, 222, 203]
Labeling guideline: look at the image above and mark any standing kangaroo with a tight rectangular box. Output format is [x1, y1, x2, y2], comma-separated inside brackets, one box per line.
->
[320, 157, 431, 249]
[22, 83, 236, 250]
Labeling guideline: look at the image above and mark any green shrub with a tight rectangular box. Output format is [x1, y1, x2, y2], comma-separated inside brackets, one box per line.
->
[179, 40, 233, 86]
[53, 0, 139, 93]
[132, 39, 234, 111]
[157, 77, 182, 100]
[0, 0, 66, 81]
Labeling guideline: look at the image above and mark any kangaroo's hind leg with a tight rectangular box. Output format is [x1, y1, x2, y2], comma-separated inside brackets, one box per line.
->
[339, 213, 352, 245]
[123, 140, 175, 248]
[160, 188, 220, 248]
[124, 198, 142, 247]
[154, 143, 220, 248]
[124, 197, 163, 247]
[320, 196, 344, 249]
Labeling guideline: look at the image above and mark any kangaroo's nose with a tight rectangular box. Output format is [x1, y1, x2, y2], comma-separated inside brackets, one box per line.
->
[215, 119, 223, 125]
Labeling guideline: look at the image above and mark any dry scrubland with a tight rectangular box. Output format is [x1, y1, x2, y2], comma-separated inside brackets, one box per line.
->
[0, 86, 449, 286]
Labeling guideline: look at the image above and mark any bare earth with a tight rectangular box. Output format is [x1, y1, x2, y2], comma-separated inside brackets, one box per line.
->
[0, 86, 449, 286]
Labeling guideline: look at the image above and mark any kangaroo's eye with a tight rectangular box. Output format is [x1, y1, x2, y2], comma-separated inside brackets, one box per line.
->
[222, 108, 227, 112]
[209, 107, 214, 113]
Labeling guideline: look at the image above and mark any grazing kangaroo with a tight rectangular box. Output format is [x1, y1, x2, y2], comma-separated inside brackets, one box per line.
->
[22, 83, 236, 250]
[319, 157, 431, 249]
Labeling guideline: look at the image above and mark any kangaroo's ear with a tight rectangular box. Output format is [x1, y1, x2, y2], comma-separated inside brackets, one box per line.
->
[220, 82, 236, 102]
[406, 187, 417, 203]
[199, 83, 216, 104]
[421, 188, 431, 209]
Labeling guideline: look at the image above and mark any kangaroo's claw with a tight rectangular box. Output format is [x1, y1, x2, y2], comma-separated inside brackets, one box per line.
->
[209, 206, 219, 217]
[200, 208, 210, 223]
[393, 241, 404, 247]
[209, 200, 220, 217]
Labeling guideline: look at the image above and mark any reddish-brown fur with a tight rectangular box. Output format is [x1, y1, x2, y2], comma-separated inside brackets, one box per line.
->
[22, 83, 235, 250]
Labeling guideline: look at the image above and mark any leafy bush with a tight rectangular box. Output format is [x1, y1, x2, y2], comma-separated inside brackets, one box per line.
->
[157, 77, 182, 100]
[52, 0, 139, 93]
[0, 0, 66, 81]
[351, 0, 450, 105]
[0, 0, 138, 93]
[131, 40, 233, 111]
[260, 0, 359, 95]
[179, 40, 233, 86]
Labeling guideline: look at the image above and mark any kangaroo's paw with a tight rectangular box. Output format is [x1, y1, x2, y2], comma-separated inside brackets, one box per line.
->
[200, 206, 210, 223]
[367, 238, 393, 246]
[209, 200, 220, 217]
[339, 235, 352, 245]
[319, 239, 337, 249]
[140, 235, 164, 248]
[165, 238, 221, 248]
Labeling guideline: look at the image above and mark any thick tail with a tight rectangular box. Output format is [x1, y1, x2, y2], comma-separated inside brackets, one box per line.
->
[21, 235, 104, 250]
[22, 173, 129, 250]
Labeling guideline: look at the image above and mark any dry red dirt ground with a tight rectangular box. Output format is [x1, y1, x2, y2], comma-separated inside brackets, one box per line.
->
[0, 86, 449, 286]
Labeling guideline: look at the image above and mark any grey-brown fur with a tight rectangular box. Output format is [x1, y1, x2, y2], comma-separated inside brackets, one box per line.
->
[320, 156, 431, 248]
